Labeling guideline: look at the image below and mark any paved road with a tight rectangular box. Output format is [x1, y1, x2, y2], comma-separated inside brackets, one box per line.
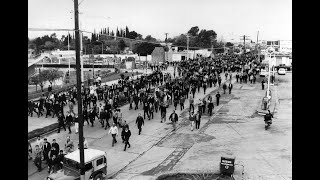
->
[28, 66, 234, 179]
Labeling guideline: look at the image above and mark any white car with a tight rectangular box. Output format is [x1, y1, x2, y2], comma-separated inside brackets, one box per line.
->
[278, 68, 286, 75]
[46, 149, 107, 180]
[260, 69, 267, 77]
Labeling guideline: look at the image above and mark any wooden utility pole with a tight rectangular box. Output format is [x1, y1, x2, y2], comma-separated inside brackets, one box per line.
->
[164, 33, 168, 42]
[186, 34, 190, 60]
[240, 35, 250, 54]
[73, 0, 85, 180]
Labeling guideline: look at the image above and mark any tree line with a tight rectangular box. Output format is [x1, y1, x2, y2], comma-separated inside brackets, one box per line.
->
[28, 26, 234, 56]
[29, 69, 63, 92]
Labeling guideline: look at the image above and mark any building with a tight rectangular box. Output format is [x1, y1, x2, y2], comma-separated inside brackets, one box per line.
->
[279, 40, 292, 53]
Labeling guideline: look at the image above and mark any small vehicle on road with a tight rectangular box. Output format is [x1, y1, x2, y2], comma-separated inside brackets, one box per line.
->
[46, 148, 107, 180]
[278, 68, 286, 75]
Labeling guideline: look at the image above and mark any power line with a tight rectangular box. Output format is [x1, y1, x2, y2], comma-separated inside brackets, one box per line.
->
[28, 28, 74, 31]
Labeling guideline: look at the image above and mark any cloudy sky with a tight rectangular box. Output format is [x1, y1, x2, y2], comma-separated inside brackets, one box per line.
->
[28, 0, 292, 42]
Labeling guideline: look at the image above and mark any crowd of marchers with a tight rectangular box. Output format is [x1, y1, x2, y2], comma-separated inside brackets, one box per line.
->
[29, 51, 266, 175]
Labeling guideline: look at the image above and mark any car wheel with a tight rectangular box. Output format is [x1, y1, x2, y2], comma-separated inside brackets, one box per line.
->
[94, 173, 103, 180]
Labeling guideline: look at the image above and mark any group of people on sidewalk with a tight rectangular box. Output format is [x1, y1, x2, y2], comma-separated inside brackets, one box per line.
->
[30, 135, 89, 173]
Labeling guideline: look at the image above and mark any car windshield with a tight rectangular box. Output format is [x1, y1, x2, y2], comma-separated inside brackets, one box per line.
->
[64, 158, 80, 170]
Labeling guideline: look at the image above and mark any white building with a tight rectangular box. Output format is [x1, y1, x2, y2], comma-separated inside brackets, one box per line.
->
[279, 40, 292, 53]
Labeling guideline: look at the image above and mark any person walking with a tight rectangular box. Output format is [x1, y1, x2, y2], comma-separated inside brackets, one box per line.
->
[129, 94, 134, 110]
[216, 91, 221, 106]
[262, 79, 265, 90]
[136, 113, 144, 135]
[45, 100, 52, 118]
[169, 110, 178, 131]
[236, 73, 239, 83]
[65, 111, 73, 134]
[189, 111, 195, 131]
[149, 102, 154, 120]
[123, 127, 131, 151]
[83, 108, 90, 126]
[133, 93, 139, 110]
[99, 109, 106, 128]
[42, 138, 51, 164]
[33, 145, 44, 172]
[208, 99, 214, 116]
[179, 95, 185, 110]
[108, 123, 119, 147]
[160, 102, 167, 123]
[89, 108, 95, 127]
[189, 96, 194, 112]
[228, 83, 233, 94]
[222, 83, 227, 94]
[57, 112, 66, 133]
[143, 101, 150, 120]
[68, 100, 75, 116]
[195, 110, 202, 129]
[203, 79, 207, 94]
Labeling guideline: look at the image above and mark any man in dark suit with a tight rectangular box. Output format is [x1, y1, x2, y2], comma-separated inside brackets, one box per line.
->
[65, 111, 73, 134]
[216, 91, 221, 106]
[42, 138, 51, 164]
[169, 110, 178, 131]
[89, 108, 95, 127]
[57, 112, 66, 133]
[136, 113, 144, 135]
[208, 99, 214, 116]
[228, 83, 233, 94]
[123, 126, 131, 151]
[222, 83, 227, 94]
[51, 139, 60, 155]
[45, 100, 52, 118]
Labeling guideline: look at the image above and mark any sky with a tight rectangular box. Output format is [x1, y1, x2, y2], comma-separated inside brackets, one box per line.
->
[28, 0, 292, 42]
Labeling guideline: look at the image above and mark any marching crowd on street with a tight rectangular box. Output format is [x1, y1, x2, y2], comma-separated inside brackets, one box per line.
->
[29, 51, 266, 174]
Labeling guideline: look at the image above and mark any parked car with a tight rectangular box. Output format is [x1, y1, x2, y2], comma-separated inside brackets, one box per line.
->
[46, 149, 107, 180]
[278, 68, 286, 75]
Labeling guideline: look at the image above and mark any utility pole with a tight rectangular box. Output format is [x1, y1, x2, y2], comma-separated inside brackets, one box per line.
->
[92, 48, 94, 78]
[73, 1, 85, 180]
[240, 35, 250, 54]
[256, 31, 259, 44]
[164, 33, 168, 42]
[186, 34, 190, 60]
